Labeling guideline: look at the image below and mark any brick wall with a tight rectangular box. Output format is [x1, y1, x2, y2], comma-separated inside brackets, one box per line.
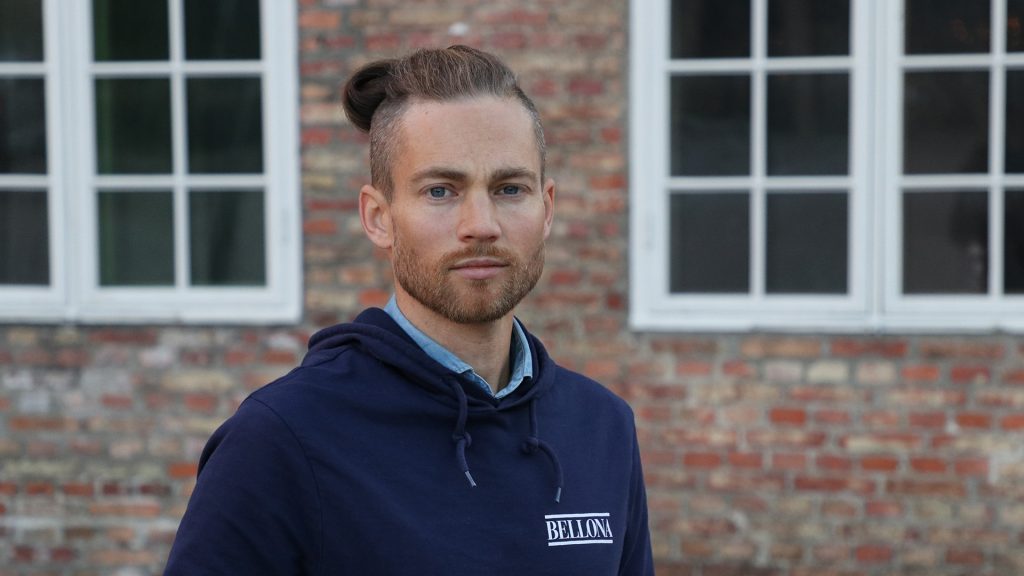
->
[2, 1, 1023, 574]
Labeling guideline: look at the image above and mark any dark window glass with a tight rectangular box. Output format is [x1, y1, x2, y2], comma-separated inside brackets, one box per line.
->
[905, 0, 990, 54]
[1011, 0, 1024, 51]
[1006, 190, 1024, 294]
[0, 0, 43, 61]
[671, 75, 750, 176]
[187, 77, 263, 173]
[1007, 71, 1024, 173]
[98, 191, 174, 286]
[767, 73, 849, 175]
[903, 191, 988, 294]
[766, 192, 848, 294]
[95, 78, 172, 174]
[903, 71, 988, 174]
[0, 190, 48, 285]
[189, 190, 265, 286]
[93, 0, 169, 61]
[185, 0, 261, 60]
[768, 0, 850, 56]
[670, 192, 750, 293]
[0, 78, 46, 173]
[671, 0, 750, 59]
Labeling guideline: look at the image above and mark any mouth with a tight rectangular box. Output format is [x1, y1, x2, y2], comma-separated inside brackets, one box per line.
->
[450, 258, 509, 280]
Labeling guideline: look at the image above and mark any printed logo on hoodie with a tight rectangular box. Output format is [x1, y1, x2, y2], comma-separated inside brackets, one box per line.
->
[544, 513, 614, 546]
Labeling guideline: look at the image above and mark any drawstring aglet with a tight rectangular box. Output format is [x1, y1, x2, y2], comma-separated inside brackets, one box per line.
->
[464, 470, 477, 488]
[554, 486, 562, 504]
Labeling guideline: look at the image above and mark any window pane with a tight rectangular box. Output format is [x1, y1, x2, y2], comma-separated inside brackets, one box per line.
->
[766, 192, 848, 294]
[1011, 0, 1024, 52]
[98, 191, 174, 286]
[670, 192, 750, 293]
[1007, 190, 1024, 293]
[187, 77, 263, 173]
[0, 78, 46, 173]
[767, 73, 849, 176]
[0, 0, 43, 61]
[185, 0, 261, 60]
[189, 190, 265, 286]
[95, 78, 172, 174]
[768, 0, 850, 57]
[903, 191, 988, 294]
[93, 0, 169, 61]
[1007, 71, 1024, 173]
[903, 71, 988, 174]
[0, 190, 48, 285]
[671, 0, 750, 59]
[671, 75, 750, 176]
[905, 0, 990, 54]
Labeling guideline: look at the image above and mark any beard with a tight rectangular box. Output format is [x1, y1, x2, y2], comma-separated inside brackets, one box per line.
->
[391, 231, 545, 325]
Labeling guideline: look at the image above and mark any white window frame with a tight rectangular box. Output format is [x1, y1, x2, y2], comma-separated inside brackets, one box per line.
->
[0, 0, 301, 324]
[630, 0, 1024, 332]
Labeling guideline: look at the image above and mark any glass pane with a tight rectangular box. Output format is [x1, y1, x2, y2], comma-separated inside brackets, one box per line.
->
[671, 75, 750, 176]
[93, 0, 169, 61]
[95, 79, 172, 174]
[768, 0, 850, 56]
[189, 190, 265, 286]
[670, 192, 750, 293]
[0, 0, 43, 61]
[1007, 71, 1024, 173]
[0, 190, 48, 285]
[767, 73, 849, 176]
[98, 191, 174, 286]
[0, 78, 46, 173]
[903, 191, 988, 294]
[1011, 0, 1024, 52]
[766, 192, 848, 294]
[905, 0, 990, 54]
[185, 0, 261, 60]
[1007, 190, 1024, 293]
[187, 77, 263, 173]
[903, 71, 988, 174]
[671, 0, 750, 59]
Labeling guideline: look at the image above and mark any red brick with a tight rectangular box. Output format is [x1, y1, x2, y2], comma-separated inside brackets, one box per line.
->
[866, 500, 903, 518]
[901, 364, 940, 382]
[954, 457, 989, 477]
[831, 339, 908, 358]
[856, 545, 892, 563]
[861, 456, 899, 472]
[816, 454, 853, 472]
[62, 483, 94, 497]
[910, 457, 947, 474]
[168, 462, 198, 479]
[683, 452, 722, 469]
[956, 412, 992, 429]
[303, 218, 337, 236]
[908, 411, 945, 428]
[795, 476, 875, 494]
[1003, 368, 1024, 385]
[886, 479, 966, 497]
[950, 365, 991, 384]
[813, 409, 851, 425]
[771, 453, 807, 470]
[946, 547, 985, 565]
[728, 452, 763, 469]
[769, 408, 807, 426]
[301, 127, 333, 147]
[298, 10, 341, 30]
[1001, 413, 1024, 430]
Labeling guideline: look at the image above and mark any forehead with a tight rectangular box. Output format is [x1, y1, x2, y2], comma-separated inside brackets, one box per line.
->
[392, 96, 541, 179]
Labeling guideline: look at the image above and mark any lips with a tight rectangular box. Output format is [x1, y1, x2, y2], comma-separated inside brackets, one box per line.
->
[450, 258, 509, 280]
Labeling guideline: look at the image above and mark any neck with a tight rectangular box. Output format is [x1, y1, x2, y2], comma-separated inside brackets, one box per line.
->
[394, 290, 514, 393]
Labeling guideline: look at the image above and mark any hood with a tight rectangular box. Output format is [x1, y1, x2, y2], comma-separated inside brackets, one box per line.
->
[302, 307, 564, 502]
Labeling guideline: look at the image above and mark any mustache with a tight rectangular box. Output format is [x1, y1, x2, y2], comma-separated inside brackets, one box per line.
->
[440, 245, 517, 268]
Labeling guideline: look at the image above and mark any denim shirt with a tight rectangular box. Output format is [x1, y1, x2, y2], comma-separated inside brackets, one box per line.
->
[383, 296, 532, 399]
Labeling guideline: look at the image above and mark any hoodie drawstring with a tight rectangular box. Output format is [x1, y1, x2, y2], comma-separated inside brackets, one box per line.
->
[521, 398, 564, 503]
[448, 379, 477, 488]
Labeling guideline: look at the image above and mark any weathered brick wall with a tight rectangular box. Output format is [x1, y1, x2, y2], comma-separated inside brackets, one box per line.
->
[2, 1, 1024, 575]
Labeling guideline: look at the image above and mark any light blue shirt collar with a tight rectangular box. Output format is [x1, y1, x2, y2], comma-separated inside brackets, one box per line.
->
[384, 296, 533, 400]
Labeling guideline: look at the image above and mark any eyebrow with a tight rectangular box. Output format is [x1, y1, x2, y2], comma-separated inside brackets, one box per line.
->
[409, 166, 539, 185]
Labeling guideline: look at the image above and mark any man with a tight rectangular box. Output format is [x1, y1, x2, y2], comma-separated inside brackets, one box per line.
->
[165, 45, 652, 575]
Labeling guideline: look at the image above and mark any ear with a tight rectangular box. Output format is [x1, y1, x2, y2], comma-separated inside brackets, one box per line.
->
[359, 184, 393, 249]
[541, 177, 555, 239]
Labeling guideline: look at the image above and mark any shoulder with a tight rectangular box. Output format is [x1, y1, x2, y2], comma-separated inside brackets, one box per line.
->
[548, 364, 637, 425]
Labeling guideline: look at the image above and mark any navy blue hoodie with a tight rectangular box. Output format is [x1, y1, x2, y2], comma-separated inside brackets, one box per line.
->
[165, 308, 653, 575]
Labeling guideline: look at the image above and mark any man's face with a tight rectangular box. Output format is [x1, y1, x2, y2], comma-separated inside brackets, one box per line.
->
[383, 96, 554, 325]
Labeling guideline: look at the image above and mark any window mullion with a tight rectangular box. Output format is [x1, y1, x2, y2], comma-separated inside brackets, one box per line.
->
[170, 0, 188, 296]
[751, 0, 767, 300]
[991, 0, 1008, 300]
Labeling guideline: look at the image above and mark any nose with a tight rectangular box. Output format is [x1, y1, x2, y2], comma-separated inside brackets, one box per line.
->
[457, 190, 501, 242]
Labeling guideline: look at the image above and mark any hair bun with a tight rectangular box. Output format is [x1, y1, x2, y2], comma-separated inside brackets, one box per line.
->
[341, 59, 395, 133]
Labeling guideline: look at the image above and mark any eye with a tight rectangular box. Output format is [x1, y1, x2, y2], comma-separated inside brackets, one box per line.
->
[498, 184, 523, 196]
[427, 186, 450, 199]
